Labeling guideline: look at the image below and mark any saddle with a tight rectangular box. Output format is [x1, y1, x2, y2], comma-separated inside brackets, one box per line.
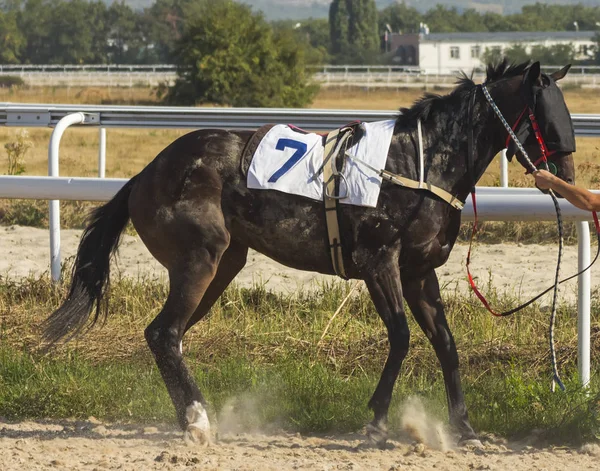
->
[241, 122, 366, 279]
[320, 122, 365, 279]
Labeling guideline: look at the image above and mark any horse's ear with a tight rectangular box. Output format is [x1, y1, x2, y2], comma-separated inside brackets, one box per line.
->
[524, 61, 542, 87]
[550, 64, 571, 82]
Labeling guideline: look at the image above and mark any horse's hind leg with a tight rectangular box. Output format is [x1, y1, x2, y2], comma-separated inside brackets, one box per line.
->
[363, 255, 410, 447]
[402, 269, 479, 445]
[183, 241, 248, 336]
[138, 208, 231, 444]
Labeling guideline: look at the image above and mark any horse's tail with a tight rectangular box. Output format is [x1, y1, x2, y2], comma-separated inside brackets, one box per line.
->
[44, 177, 136, 344]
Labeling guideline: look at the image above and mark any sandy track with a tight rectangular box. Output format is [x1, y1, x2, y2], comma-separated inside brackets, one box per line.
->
[0, 419, 598, 471]
[1, 225, 598, 305]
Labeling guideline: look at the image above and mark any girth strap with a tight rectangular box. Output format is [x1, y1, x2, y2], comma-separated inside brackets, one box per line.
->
[321, 123, 465, 278]
[323, 128, 352, 279]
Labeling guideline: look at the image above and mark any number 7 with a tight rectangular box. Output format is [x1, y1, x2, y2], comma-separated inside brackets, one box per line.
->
[268, 138, 308, 183]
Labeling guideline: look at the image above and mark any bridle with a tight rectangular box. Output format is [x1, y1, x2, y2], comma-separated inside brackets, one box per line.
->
[466, 80, 600, 392]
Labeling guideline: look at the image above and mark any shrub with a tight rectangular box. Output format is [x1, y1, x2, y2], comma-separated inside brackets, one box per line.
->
[0, 75, 25, 88]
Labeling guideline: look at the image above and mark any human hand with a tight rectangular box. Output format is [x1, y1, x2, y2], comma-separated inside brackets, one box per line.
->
[533, 169, 556, 190]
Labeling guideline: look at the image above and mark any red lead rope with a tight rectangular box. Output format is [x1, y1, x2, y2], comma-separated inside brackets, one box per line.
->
[467, 106, 600, 317]
[466, 190, 600, 317]
[465, 189, 505, 316]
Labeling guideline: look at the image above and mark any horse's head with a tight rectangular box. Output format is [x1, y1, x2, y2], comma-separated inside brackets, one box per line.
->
[504, 62, 576, 192]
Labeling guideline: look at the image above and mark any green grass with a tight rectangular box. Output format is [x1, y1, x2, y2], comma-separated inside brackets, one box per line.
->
[1, 274, 600, 443]
[1, 347, 598, 443]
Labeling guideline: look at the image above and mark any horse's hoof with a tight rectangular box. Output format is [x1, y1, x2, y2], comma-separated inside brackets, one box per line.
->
[365, 422, 388, 449]
[459, 438, 484, 449]
[184, 424, 212, 446]
[184, 401, 212, 446]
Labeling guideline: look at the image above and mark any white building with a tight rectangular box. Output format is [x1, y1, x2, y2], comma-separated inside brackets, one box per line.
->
[388, 31, 597, 75]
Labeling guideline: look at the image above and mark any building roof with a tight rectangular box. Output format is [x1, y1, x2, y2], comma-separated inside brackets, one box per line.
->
[421, 31, 596, 43]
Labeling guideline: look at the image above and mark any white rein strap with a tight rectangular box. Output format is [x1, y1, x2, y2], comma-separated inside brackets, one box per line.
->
[417, 119, 425, 189]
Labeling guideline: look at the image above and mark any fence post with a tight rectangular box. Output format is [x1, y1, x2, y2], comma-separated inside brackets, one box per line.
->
[48, 112, 87, 282]
[577, 221, 591, 387]
[98, 127, 106, 178]
[500, 149, 509, 188]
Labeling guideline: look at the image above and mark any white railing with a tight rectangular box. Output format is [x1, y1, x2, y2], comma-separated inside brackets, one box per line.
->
[3, 64, 600, 74]
[3, 64, 599, 88]
[2, 103, 599, 134]
[0, 103, 598, 386]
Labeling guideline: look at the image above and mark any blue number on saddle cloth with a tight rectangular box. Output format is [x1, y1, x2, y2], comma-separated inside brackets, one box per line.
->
[267, 139, 308, 183]
[247, 124, 324, 201]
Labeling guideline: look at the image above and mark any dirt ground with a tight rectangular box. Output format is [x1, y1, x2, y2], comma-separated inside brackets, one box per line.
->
[1, 225, 598, 306]
[1, 418, 599, 471]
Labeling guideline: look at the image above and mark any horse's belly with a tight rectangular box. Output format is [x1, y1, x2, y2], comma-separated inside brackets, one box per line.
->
[225, 189, 334, 275]
[234, 222, 333, 275]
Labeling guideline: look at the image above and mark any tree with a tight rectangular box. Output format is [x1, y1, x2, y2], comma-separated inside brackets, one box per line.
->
[481, 12, 513, 32]
[378, 3, 421, 34]
[530, 44, 576, 66]
[498, 44, 529, 64]
[18, 0, 53, 63]
[17, 0, 108, 64]
[422, 5, 462, 33]
[482, 43, 576, 68]
[106, 2, 153, 64]
[143, 0, 196, 63]
[272, 19, 330, 65]
[329, 0, 379, 64]
[481, 47, 503, 66]
[0, 8, 24, 63]
[162, 0, 318, 107]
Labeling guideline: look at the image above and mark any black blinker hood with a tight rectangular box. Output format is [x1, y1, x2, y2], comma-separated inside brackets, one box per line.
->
[506, 73, 576, 161]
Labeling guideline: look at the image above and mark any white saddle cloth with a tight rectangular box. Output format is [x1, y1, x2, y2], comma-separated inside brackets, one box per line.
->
[247, 120, 395, 208]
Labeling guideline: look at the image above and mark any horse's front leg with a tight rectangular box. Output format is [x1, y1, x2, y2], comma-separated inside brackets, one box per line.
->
[401, 269, 479, 445]
[363, 255, 410, 447]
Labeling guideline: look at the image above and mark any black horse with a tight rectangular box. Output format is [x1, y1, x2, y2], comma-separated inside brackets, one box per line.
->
[45, 60, 576, 446]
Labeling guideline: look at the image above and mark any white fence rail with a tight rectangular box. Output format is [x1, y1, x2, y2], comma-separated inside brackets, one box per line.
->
[2, 103, 600, 135]
[2, 64, 600, 88]
[0, 103, 599, 385]
[3, 64, 600, 74]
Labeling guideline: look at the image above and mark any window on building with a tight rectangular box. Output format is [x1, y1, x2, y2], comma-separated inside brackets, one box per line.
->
[450, 46, 460, 59]
[580, 44, 589, 56]
[471, 46, 481, 58]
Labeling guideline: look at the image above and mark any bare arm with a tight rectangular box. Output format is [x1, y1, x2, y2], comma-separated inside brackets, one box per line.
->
[533, 170, 600, 211]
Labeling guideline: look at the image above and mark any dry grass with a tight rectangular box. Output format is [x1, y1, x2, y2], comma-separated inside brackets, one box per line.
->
[0, 85, 159, 106]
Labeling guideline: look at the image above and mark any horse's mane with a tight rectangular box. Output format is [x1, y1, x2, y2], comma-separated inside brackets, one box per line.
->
[396, 58, 530, 125]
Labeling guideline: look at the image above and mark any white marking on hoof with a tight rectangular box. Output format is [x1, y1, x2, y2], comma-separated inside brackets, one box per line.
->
[184, 401, 212, 446]
[365, 422, 388, 448]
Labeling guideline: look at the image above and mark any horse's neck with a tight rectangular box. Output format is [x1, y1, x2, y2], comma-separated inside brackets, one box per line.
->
[452, 91, 524, 200]
[418, 111, 505, 203]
